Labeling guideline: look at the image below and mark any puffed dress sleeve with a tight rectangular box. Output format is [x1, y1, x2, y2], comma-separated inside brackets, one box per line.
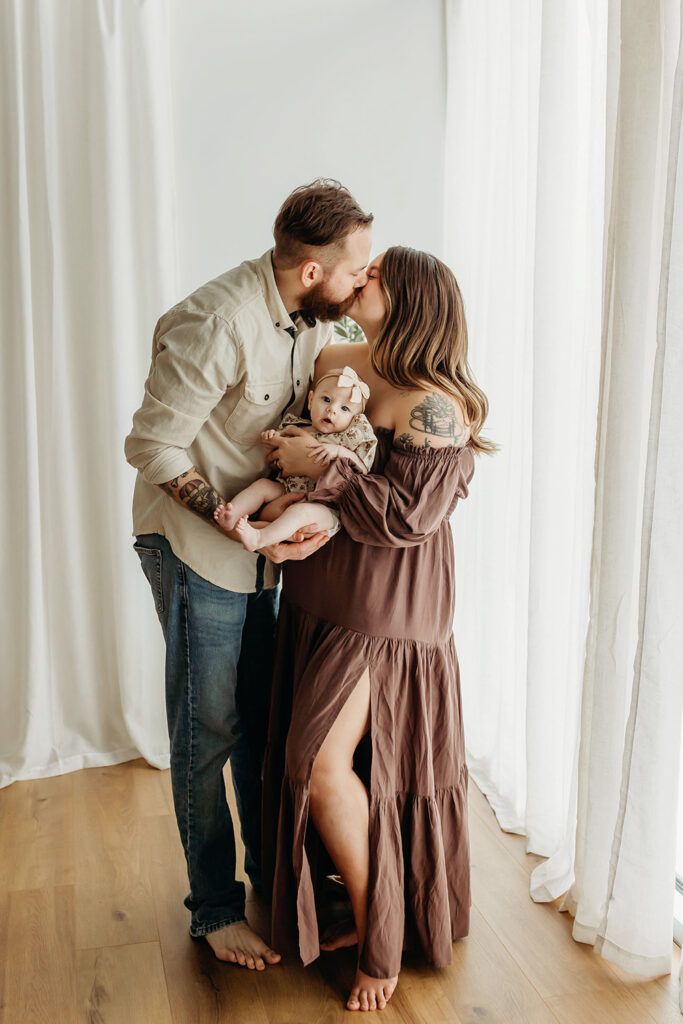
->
[310, 438, 475, 548]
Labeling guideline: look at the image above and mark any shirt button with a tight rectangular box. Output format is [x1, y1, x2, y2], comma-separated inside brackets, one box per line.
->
[264, 393, 270, 400]
[275, 322, 280, 328]
[296, 379, 300, 386]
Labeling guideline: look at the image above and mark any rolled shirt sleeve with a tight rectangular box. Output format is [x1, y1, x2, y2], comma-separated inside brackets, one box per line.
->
[124, 311, 238, 485]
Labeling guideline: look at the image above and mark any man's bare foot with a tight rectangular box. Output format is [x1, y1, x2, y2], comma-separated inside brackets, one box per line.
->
[320, 917, 358, 951]
[205, 921, 281, 970]
[214, 502, 242, 533]
[235, 515, 264, 552]
[347, 968, 398, 1012]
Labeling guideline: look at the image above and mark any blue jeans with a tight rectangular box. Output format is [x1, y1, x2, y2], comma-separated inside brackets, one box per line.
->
[134, 533, 279, 936]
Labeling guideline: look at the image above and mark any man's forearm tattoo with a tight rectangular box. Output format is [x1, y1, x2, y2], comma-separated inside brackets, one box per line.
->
[179, 479, 223, 515]
[161, 467, 225, 522]
[162, 469, 193, 491]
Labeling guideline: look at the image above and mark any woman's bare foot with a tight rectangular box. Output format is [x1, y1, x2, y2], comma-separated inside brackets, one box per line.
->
[214, 502, 242, 533]
[235, 515, 263, 552]
[319, 917, 358, 951]
[347, 968, 398, 1012]
[205, 921, 281, 970]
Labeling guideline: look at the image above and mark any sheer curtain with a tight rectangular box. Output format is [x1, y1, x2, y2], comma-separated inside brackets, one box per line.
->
[0, 0, 174, 787]
[446, 0, 683, 998]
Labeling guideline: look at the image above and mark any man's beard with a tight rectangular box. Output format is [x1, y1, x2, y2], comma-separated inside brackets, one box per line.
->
[299, 281, 361, 323]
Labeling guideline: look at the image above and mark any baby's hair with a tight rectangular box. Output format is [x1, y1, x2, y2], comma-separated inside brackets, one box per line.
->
[313, 367, 369, 412]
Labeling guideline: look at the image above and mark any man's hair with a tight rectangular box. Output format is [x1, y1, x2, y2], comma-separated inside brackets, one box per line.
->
[273, 179, 373, 269]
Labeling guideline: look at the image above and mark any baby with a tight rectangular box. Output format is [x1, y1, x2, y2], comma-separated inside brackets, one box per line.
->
[214, 366, 376, 551]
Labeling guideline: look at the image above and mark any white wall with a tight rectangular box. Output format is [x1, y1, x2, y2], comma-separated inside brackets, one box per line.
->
[168, 0, 446, 297]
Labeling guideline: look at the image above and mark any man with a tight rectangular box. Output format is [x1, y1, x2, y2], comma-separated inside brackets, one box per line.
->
[125, 179, 373, 969]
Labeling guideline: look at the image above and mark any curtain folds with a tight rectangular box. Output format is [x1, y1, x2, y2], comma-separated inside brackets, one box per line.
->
[0, 0, 175, 787]
[446, 0, 683, 996]
[562, 0, 683, 983]
[445, 0, 607, 859]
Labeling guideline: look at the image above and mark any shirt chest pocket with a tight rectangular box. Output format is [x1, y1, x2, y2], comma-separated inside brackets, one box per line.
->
[224, 380, 293, 446]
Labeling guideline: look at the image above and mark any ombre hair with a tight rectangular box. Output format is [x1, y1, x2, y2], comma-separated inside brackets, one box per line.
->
[370, 246, 495, 455]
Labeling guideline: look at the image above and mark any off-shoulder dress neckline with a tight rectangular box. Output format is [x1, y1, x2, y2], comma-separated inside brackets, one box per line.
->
[373, 423, 471, 458]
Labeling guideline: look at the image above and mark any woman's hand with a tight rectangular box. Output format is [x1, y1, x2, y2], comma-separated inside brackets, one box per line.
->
[264, 428, 326, 479]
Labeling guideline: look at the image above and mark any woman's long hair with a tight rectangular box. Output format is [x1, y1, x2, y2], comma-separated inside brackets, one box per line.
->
[370, 246, 495, 455]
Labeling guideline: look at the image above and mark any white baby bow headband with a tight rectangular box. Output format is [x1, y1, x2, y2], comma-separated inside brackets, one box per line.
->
[337, 366, 370, 406]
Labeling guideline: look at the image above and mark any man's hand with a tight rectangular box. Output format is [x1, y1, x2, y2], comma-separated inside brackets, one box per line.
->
[260, 531, 330, 563]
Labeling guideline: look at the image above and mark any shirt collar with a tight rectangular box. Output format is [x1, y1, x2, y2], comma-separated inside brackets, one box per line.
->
[255, 249, 317, 335]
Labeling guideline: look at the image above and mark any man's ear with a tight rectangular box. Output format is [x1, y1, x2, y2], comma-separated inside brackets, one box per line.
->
[300, 260, 322, 289]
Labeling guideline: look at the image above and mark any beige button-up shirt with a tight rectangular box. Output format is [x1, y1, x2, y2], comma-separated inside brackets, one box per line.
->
[125, 249, 332, 592]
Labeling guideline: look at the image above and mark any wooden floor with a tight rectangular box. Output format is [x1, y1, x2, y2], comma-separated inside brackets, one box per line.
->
[0, 760, 679, 1023]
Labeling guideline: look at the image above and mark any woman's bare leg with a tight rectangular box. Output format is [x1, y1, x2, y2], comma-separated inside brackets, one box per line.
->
[214, 478, 285, 533]
[309, 668, 398, 1012]
[234, 500, 337, 552]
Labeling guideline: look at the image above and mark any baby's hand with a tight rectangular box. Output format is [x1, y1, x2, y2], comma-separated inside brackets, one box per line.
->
[260, 429, 279, 442]
[310, 443, 336, 465]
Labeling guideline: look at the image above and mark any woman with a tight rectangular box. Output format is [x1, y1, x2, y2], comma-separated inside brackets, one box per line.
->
[262, 246, 493, 1012]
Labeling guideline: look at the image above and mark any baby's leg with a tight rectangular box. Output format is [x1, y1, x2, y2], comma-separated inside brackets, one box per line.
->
[260, 491, 305, 522]
[235, 500, 338, 552]
[214, 478, 285, 533]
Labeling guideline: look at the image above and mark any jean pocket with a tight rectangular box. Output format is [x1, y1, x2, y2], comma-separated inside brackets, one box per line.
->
[133, 543, 164, 615]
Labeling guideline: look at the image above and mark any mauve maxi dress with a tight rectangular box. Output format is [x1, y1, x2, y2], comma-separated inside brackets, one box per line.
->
[262, 425, 475, 980]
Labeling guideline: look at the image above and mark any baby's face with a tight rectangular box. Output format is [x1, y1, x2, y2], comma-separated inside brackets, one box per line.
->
[309, 383, 361, 434]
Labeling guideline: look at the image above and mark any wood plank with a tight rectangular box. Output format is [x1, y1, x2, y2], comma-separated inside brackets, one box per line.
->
[77, 942, 173, 1024]
[0, 886, 76, 1023]
[600, 946, 683, 1023]
[469, 783, 679, 1019]
[0, 774, 75, 892]
[73, 765, 158, 949]
[468, 781, 546, 877]
[409, 907, 560, 1024]
[144, 811, 273, 1023]
[1, 763, 677, 1023]
[469, 810, 630, 999]
[130, 758, 174, 818]
[544, 982, 660, 1024]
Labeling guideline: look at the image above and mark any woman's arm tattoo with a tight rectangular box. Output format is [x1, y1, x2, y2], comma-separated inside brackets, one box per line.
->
[408, 394, 469, 446]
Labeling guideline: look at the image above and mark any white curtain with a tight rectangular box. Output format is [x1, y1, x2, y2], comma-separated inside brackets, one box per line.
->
[447, 0, 683, 997]
[0, 0, 174, 787]
[445, 0, 607, 857]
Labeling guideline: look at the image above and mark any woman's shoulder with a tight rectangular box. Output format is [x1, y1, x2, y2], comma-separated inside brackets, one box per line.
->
[313, 340, 368, 378]
[391, 388, 470, 451]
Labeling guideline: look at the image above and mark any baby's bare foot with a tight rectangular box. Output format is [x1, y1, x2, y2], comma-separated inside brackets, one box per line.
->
[205, 921, 281, 970]
[214, 502, 242, 533]
[320, 917, 358, 951]
[235, 515, 262, 552]
[347, 968, 398, 1012]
